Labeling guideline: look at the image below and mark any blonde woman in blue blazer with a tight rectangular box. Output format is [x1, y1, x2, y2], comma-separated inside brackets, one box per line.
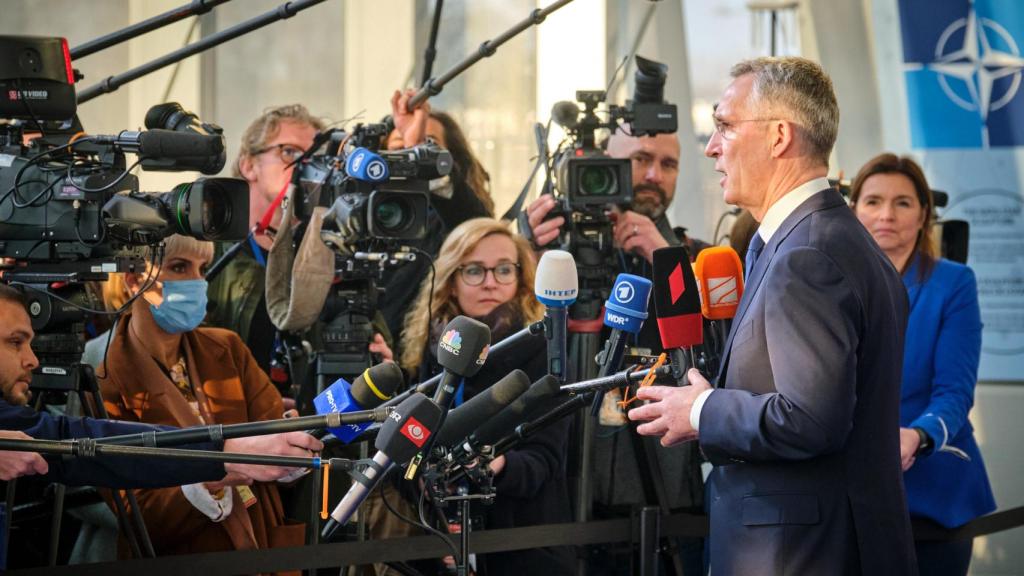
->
[853, 153, 996, 576]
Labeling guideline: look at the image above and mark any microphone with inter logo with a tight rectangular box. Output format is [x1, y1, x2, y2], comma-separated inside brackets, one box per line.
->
[534, 250, 579, 383]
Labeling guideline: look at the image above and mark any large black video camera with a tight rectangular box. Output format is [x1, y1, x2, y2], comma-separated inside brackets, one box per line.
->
[294, 123, 452, 277]
[0, 35, 248, 392]
[530, 56, 677, 316]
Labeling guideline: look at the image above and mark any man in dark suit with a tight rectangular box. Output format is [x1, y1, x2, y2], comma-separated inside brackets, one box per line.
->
[627, 56, 916, 575]
[0, 283, 322, 487]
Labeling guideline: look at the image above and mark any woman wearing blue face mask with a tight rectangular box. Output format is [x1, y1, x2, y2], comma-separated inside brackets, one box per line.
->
[89, 235, 306, 570]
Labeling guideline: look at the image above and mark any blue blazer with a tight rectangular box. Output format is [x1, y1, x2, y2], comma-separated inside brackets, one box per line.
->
[699, 189, 916, 575]
[1, 399, 225, 489]
[901, 257, 996, 528]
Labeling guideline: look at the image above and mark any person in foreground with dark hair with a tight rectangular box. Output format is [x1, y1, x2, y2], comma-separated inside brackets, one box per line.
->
[0, 282, 322, 488]
[628, 56, 916, 575]
[851, 153, 995, 576]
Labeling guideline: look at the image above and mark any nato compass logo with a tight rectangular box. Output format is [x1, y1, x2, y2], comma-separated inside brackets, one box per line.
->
[899, 0, 1024, 148]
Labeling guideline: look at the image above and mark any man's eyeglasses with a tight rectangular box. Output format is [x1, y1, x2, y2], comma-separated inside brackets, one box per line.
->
[712, 117, 777, 139]
[255, 143, 305, 164]
[457, 262, 520, 286]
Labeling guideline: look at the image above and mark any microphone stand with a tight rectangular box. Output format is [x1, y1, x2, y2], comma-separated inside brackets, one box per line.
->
[93, 407, 388, 447]
[70, 0, 232, 60]
[77, 0, 329, 103]
[0, 437, 335, 470]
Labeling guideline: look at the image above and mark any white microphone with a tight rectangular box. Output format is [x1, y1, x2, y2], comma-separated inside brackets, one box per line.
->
[534, 250, 578, 382]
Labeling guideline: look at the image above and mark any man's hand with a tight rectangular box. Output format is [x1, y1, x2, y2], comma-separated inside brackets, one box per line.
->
[612, 209, 668, 264]
[390, 88, 430, 149]
[223, 431, 323, 483]
[627, 369, 712, 447]
[0, 430, 49, 480]
[899, 427, 920, 471]
[524, 194, 564, 248]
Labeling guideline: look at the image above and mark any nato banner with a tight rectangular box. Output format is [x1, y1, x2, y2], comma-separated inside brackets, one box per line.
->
[899, 0, 1024, 148]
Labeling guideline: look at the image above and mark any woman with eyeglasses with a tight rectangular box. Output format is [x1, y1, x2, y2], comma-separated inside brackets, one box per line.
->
[851, 154, 995, 576]
[88, 235, 309, 572]
[398, 217, 575, 576]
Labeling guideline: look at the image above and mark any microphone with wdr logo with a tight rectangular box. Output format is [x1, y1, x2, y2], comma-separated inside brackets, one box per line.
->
[652, 246, 704, 380]
[313, 362, 404, 444]
[534, 250, 578, 382]
[591, 273, 652, 414]
[321, 392, 442, 540]
[694, 246, 745, 377]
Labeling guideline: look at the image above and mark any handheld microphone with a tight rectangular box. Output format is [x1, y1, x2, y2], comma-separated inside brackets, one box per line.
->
[652, 246, 703, 380]
[313, 362, 404, 444]
[321, 392, 442, 539]
[535, 250, 578, 381]
[693, 246, 744, 377]
[435, 370, 532, 447]
[591, 273, 652, 415]
[433, 316, 492, 410]
[345, 147, 390, 183]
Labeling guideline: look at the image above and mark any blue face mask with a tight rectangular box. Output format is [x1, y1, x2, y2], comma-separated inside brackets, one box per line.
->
[150, 279, 208, 334]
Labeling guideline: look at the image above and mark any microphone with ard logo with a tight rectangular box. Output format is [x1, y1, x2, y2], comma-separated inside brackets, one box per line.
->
[321, 392, 442, 539]
[345, 147, 390, 183]
[591, 273, 652, 415]
[534, 250, 578, 382]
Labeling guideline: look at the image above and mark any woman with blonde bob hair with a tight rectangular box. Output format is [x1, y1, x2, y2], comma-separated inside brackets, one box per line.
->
[398, 217, 574, 576]
[400, 217, 542, 374]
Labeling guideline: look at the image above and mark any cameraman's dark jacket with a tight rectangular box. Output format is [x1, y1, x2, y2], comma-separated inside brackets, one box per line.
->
[590, 213, 706, 516]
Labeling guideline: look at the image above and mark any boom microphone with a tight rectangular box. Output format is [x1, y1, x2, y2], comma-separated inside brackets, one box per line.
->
[321, 392, 442, 539]
[313, 362, 404, 444]
[652, 246, 703, 379]
[435, 370, 532, 447]
[535, 250, 578, 381]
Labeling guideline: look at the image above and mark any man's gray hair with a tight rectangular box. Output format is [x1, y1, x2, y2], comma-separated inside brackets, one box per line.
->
[731, 56, 839, 167]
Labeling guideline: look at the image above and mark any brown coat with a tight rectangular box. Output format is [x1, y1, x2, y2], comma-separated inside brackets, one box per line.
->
[99, 306, 304, 570]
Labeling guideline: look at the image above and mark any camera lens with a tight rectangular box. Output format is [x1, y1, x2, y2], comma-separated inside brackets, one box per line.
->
[577, 165, 618, 197]
[374, 197, 411, 234]
[200, 187, 230, 237]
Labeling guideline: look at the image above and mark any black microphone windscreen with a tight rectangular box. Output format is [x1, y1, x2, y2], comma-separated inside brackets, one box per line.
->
[473, 374, 563, 446]
[138, 129, 223, 158]
[652, 246, 703, 349]
[375, 393, 441, 464]
[436, 370, 531, 446]
[350, 362, 403, 408]
[436, 316, 491, 378]
[144, 102, 184, 130]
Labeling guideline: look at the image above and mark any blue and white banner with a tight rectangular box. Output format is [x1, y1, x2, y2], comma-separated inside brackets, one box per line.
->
[898, 0, 1024, 381]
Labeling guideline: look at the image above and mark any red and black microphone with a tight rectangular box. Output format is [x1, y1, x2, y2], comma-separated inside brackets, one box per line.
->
[652, 246, 704, 380]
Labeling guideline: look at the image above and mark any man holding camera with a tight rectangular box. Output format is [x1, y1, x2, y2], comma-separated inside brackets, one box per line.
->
[523, 127, 707, 575]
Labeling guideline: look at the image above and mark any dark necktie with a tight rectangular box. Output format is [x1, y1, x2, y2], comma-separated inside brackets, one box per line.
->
[745, 233, 765, 280]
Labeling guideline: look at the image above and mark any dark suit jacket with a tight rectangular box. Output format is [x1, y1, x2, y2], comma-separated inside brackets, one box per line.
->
[699, 189, 916, 575]
[0, 399, 224, 489]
